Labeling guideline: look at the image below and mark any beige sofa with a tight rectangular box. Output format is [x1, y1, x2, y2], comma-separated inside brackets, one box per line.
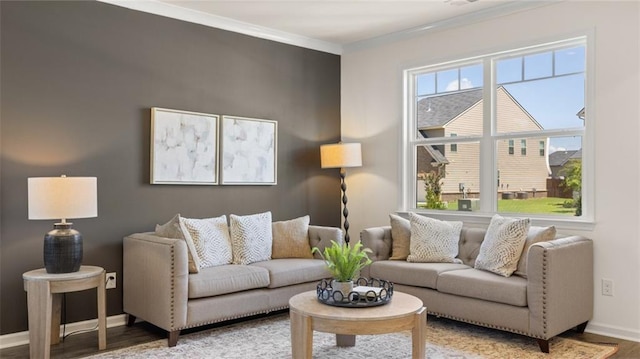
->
[360, 225, 593, 353]
[123, 225, 341, 346]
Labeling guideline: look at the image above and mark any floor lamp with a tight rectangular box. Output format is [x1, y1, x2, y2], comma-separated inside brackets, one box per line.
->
[320, 142, 362, 244]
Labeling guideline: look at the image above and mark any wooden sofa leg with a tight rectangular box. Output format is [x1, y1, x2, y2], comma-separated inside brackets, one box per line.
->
[168, 330, 180, 347]
[126, 314, 137, 327]
[576, 321, 588, 333]
[536, 339, 550, 353]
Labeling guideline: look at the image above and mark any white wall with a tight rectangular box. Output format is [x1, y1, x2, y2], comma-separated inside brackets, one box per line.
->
[341, 1, 640, 341]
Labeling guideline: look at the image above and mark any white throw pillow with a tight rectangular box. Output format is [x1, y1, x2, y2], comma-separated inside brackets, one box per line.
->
[155, 214, 200, 273]
[407, 213, 463, 263]
[272, 215, 312, 259]
[475, 214, 530, 277]
[179, 215, 233, 268]
[514, 226, 556, 278]
[230, 212, 273, 265]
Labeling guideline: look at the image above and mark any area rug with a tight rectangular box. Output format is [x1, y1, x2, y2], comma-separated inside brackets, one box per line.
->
[83, 314, 617, 359]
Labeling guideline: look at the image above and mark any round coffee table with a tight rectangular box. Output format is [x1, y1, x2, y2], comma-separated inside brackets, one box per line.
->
[289, 290, 426, 359]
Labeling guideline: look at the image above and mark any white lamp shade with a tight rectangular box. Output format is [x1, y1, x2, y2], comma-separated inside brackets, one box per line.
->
[320, 143, 362, 169]
[28, 176, 98, 220]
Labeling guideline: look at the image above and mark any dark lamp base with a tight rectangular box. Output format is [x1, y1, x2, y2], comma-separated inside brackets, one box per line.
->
[43, 223, 83, 273]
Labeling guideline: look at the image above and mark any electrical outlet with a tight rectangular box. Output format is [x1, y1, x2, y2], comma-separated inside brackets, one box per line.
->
[602, 278, 613, 296]
[106, 272, 117, 289]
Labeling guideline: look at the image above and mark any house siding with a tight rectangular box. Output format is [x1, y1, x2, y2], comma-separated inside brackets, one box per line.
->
[416, 87, 549, 203]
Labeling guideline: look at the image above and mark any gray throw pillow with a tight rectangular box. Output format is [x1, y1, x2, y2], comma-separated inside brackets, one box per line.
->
[389, 214, 411, 260]
[155, 213, 200, 273]
[514, 226, 556, 278]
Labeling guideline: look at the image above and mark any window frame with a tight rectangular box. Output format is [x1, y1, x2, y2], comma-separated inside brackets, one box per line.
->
[401, 35, 594, 228]
[520, 139, 527, 156]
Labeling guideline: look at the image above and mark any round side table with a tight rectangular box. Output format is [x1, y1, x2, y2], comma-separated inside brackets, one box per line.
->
[23, 265, 107, 359]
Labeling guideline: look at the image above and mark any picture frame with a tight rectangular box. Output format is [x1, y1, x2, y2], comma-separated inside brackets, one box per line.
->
[150, 107, 219, 185]
[221, 115, 277, 185]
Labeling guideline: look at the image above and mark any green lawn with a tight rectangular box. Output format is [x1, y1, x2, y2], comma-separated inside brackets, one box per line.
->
[437, 197, 577, 215]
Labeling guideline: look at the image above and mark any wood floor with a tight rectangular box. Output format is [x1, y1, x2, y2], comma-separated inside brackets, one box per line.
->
[1, 313, 638, 358]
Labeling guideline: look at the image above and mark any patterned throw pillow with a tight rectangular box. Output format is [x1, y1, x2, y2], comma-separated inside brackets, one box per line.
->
[271, 215, 312, 259]
[389, 214, 411, 260]
[155, 214, 201, 273]
[230, 212, 273, 265]
[179, 215, 233, 268]
[407, 213, 463, 263]
[513, 226, 556, 278]
[475, 214, 531, 277]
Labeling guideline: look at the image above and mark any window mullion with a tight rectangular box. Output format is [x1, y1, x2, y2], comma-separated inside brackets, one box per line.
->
[479, 57, 495, 213]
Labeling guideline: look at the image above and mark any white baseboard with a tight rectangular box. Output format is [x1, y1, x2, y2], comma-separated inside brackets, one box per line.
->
[586, 321, 640, 343]
[0, 314, 127, 349]
[3, 315, 637, 349]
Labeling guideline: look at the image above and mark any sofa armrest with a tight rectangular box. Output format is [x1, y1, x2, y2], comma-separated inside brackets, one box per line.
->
[308, 225, 344, 259]
[359, 226, 392, 278]
[527, 236, 593, 339]
[123, 232, 189, 331]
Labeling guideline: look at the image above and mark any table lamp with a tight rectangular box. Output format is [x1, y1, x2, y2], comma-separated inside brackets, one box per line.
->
[28, 175, 98, 273]
[320, 142, 362, 244]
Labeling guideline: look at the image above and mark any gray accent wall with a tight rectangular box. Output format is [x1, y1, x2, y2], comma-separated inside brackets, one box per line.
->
[0, 1, 341, 334]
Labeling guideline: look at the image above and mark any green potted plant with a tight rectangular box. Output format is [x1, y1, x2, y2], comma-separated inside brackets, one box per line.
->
[312, 240, 373, 295]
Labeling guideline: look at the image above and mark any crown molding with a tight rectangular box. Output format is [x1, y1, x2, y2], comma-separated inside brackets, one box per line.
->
[343, 1, 554, 54]
[97, 0, 344, 55]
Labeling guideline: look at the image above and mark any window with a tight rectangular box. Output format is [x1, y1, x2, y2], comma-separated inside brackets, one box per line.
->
[404, 37, 589, 220]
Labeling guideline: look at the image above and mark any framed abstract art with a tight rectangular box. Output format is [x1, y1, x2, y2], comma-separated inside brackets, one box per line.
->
[150, 107, 219, 185]
[221, 115, 277, 185]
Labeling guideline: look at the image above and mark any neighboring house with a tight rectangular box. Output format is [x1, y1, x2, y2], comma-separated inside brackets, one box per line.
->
[417, 86, 550, 201]
[549, 149, 582, 178]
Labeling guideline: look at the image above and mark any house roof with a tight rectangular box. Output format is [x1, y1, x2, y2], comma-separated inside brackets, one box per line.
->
[549, 149, 582, 167]
[417, 88, 483, 129]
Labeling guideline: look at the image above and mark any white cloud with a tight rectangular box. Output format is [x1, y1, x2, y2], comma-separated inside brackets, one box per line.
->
[549, 145, 566, 153]
[445, 78, 474, 91]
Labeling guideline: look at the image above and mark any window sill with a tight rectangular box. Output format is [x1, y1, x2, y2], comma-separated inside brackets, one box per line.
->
[396, 210, 595, 232]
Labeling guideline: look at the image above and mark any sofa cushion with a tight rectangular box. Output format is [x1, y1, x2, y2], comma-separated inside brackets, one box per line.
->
[271, 215, 313, 259]
[155, 213, 200, 273]
[407, 213, 463, 263]
[475, 214, 530, 277]
[230, 212, 273, 265]
[180, 215, 233, 268]
[457, 227, 485, 267]
[389, 214, 410, 260]
[369, 261, 470, 289]
[514, 226, 556, 278]
[250, 259, 329, 288]
[188, 265, 270, 299]
[437, 268, 528, 307]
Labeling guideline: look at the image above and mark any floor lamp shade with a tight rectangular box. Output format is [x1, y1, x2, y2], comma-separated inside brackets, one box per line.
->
[28, 176, 98, 273]
[320, 143, 362, 169]
[320, 143, 362, 244]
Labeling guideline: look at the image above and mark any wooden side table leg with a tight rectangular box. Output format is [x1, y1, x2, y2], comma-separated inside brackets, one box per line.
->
[290, 310, 312, 359]
[27, 280, 52, 359]
[412, 307, 426, 359]
[97, 272, 107, 350]
[50, 293, 62, 345]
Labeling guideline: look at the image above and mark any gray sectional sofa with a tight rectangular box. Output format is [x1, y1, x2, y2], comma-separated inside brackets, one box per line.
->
[123, 225, 342, 346]
[360, 225, 593, 353]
